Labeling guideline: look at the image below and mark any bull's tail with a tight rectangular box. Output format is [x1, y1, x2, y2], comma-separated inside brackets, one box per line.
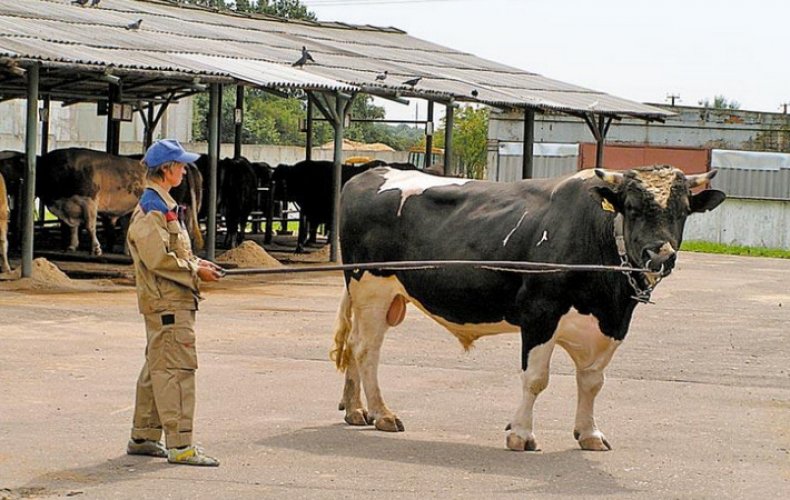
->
[329, 287, 353, 372]
[187, 169, 204, 250]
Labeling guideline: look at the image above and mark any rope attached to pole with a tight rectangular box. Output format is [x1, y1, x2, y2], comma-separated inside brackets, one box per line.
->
[222, 259, 650, 277]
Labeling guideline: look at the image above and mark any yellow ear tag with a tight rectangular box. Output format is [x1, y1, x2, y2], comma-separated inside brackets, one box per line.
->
[601, 199, 615, 213]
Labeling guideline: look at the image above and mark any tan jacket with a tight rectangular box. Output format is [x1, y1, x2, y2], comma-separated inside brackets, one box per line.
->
[127, 183, 202, 314]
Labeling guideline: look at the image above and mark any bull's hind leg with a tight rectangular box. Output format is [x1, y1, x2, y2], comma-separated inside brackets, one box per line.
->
[556, 311, 621, 451]
[347, 275, 405, 432]
[339, 328, 373, 426]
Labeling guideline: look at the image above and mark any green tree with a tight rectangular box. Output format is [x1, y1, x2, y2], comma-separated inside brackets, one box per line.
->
[180, 0, 317, 20]
[431, 105, 489, 179]
[699, 95, 741, 110]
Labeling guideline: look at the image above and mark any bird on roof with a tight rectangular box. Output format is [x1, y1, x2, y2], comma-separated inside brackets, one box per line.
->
[375, 70, 388, 82]
[125, 19, 143, 30]
[71, 0, 89, 6]
[90, 0, 101, 6]
[292, 46, 314, 67]
[471, 89, 479, 97]
[402, 76, 421, 87]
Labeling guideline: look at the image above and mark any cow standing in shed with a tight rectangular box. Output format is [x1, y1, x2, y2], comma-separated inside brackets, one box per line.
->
[37, 149, 146, 256]
[0, 151, 26, 248]
[331, 165, 725, 451]
[272, 160, 419, 252]
[0, 171, 11, 273]
[38, 149, 203, 255]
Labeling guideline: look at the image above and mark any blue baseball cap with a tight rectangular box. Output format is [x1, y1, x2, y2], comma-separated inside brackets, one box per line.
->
[143, 139, 200, 169]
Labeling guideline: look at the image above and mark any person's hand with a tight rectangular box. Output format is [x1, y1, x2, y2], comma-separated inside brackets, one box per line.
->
[197, 260, 225, 281]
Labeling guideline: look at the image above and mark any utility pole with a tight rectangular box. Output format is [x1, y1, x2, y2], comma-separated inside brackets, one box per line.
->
[666, 93, 681, 106]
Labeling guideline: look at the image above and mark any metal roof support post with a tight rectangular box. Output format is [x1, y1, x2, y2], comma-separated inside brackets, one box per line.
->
[595, 114, 605, 168]
[522, 108, 535, 179]
[305, 99, 313, 161]
[21, 63, 40, 278]
[581, 113, 613, 168]
[106, 83, 121, 155]
[443, 104, 454, 176]
[330, 92, 350, 263]
[144, 103, 155, 149]
[425, 100, 434, 169]
[38, 95, 50, 224]
[234, 85, 244, 160]
[206, 83, 220, 261]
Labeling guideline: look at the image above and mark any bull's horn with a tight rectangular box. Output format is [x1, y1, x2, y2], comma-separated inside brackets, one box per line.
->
[594, 168, 624, 186]
[686, 169, 718, 188]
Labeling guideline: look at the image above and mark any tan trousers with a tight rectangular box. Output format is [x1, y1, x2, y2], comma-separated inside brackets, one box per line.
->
[131, 310, 198, 449]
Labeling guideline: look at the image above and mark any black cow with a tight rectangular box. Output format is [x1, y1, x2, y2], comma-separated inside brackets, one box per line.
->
[272, 159, 419, 252]
[219, 157, 261, 248]
[330, 165, 725, 451]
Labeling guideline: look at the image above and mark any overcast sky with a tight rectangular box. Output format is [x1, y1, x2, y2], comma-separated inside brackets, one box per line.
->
[301, 0, 788, 122]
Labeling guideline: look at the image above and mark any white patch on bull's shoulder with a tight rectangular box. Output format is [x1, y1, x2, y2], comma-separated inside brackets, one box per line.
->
[376, 168, 472, 216]
[536, 230, 548, 247]
[550, 169, 597, 199]
[634, 166, 681, 208]
[503, 209, 529, 247]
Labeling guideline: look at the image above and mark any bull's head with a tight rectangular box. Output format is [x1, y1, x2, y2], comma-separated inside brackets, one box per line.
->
[592, 165, 726, 276]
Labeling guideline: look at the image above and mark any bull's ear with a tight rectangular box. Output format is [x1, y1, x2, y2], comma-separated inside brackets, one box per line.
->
[690, 189, 726, 213]
[589, 186, 623, 213]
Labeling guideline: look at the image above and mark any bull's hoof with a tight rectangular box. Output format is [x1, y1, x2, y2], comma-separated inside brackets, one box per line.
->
[506, 432, 540, 451]
[575, 430, 612, 451]
[374, 416, 404, 432]
[92, 248, 103, 257]
[344, 408, 372, 426]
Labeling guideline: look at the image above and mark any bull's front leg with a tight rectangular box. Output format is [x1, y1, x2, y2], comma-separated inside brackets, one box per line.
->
[560, 335, 620, 451]
[506, 339, 555, 451]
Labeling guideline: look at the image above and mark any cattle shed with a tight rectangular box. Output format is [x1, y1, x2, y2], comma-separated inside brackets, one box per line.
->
[0, 0, 672, 276]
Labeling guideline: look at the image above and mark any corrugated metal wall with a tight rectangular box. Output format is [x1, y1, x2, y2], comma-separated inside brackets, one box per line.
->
[487, 142, 578, 182]
[710, 149, 790, 201]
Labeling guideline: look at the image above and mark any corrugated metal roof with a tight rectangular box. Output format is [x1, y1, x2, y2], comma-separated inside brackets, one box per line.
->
[0, 0, 672, 119]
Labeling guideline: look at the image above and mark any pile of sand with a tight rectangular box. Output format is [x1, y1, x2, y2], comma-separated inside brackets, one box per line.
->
[217, 240, 283, 269]
[0, 258, 120, 292]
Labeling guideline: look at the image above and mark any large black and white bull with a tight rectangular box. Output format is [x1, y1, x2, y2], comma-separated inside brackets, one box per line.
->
[38, 149, 202, 255]
[331, 165, 725, 451]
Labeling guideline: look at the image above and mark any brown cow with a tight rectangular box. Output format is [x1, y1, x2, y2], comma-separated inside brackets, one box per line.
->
[0, 171, 10, 273]
[37, 149, 147, 256]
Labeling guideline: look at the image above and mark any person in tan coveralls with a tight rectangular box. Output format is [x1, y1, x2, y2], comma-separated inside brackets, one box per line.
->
[125, 139, 224, 467]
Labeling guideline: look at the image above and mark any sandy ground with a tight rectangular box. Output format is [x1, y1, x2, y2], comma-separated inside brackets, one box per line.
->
[0, 252, 788, 499]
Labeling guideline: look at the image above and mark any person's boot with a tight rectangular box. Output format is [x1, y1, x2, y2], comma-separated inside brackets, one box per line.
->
[126, 439, 167, 458]
[167, 445, 220, 467]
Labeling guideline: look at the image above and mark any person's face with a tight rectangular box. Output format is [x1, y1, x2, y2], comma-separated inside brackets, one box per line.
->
[164, 162, 186, 188]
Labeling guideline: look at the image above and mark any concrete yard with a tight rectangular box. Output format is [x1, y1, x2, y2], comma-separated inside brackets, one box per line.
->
[0, 252, 788, 499]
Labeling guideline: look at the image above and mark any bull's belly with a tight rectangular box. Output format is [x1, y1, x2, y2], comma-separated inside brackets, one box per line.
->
[350, 273, 607, 353]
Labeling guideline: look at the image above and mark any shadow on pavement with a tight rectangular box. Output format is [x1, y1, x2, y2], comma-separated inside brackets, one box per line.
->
[259, 424, 635, 496]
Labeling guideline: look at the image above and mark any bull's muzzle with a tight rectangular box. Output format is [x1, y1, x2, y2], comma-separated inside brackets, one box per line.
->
[643, 242, 676, 276]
